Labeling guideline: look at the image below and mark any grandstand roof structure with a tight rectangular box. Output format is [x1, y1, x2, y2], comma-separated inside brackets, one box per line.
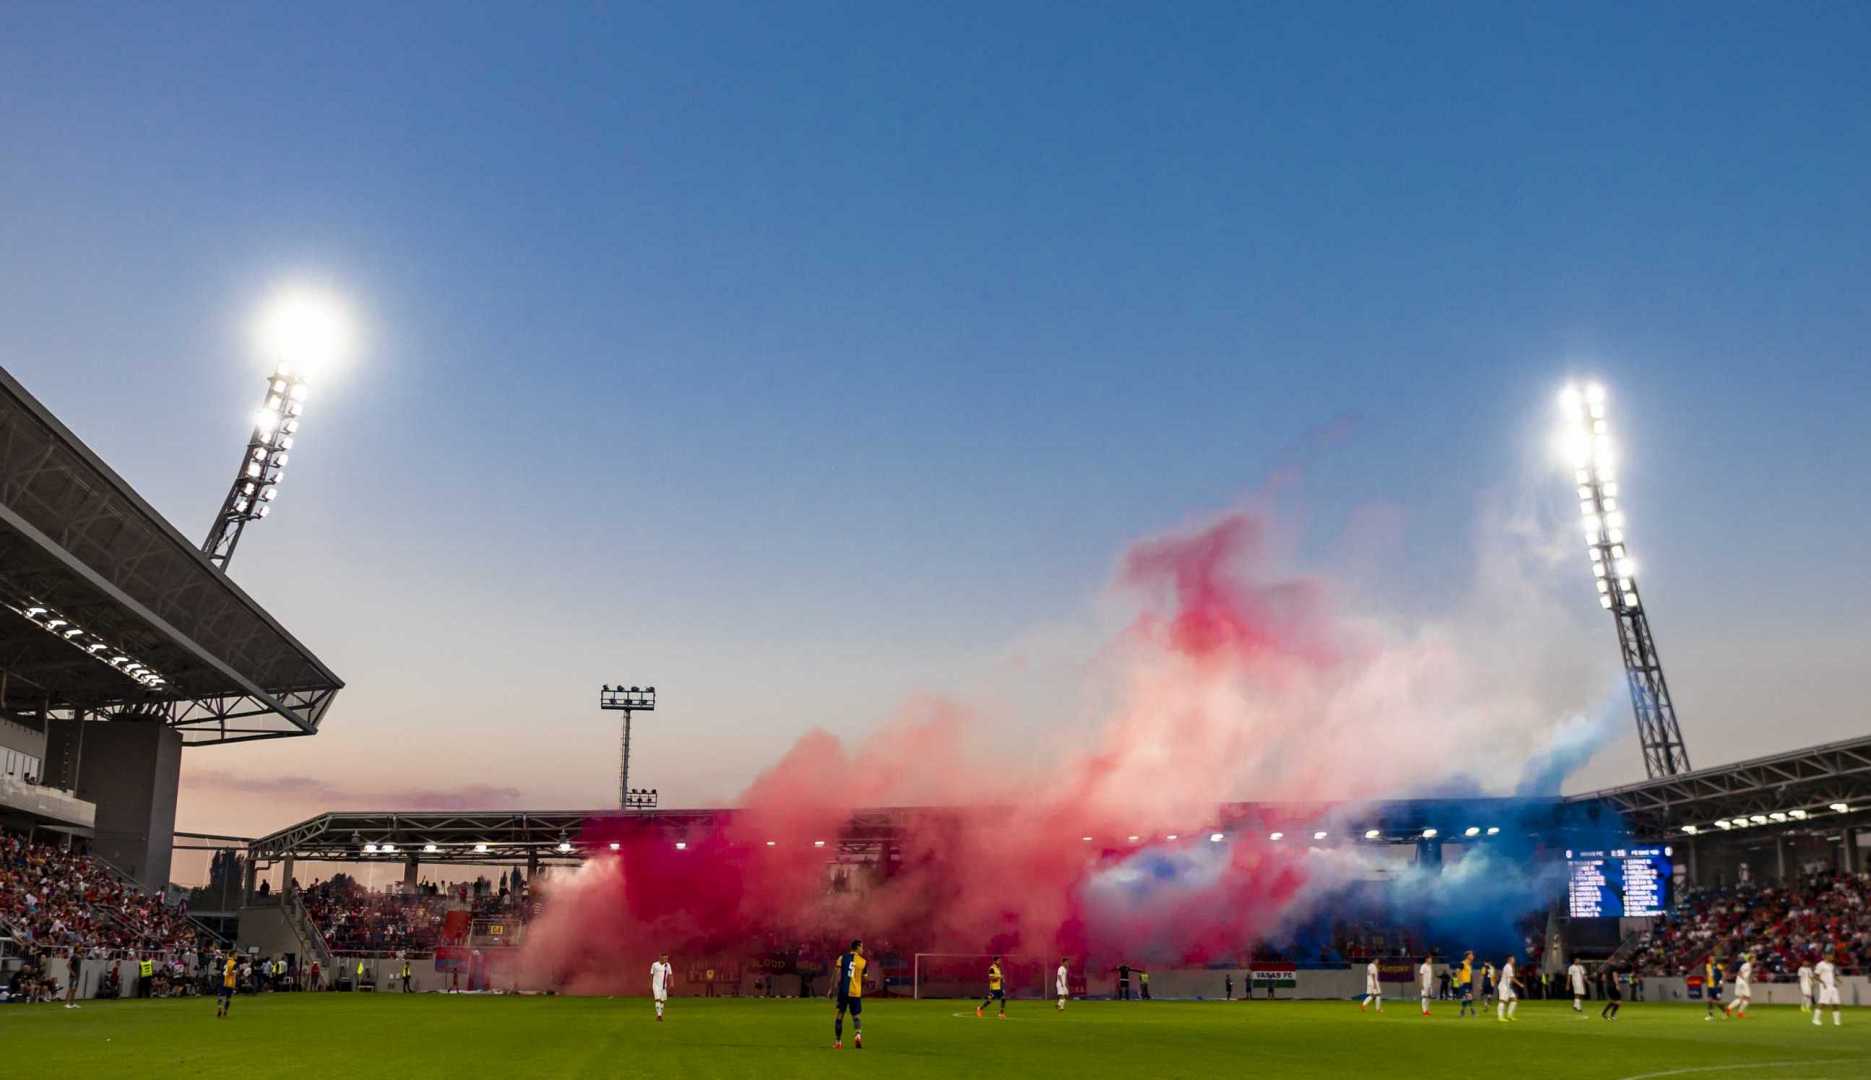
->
[1569, 733, 1871, 839]
[0, 366, 343, 745]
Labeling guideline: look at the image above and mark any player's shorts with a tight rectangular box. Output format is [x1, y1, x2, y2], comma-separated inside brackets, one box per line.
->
[1366, 982, 1380, 995]
[1499, 986, 1517, 1002]
[1819, 988, 1840, 1007]
[218, 983, 234, 1000]
[1733, 980, 1750, 997]
[653, 989, 668, 1002]
[1604, 984, 1622, 1001]
[987, 988, 1004, 1001]
[837, 993, 863, 1016]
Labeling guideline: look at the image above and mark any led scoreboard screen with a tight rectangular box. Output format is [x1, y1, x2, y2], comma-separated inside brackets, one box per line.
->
[1567, 846, 1671, 918]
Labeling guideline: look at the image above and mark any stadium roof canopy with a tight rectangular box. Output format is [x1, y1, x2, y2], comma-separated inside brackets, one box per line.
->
[1568, 734, 1871, 840]
[0, 367, 342, 745]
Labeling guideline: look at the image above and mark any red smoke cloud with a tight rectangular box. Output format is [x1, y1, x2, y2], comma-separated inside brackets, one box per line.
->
[517, 510, 1490, 991]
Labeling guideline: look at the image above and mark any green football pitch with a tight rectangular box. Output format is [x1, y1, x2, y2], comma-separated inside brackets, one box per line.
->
[4, 996, 1865, 1079]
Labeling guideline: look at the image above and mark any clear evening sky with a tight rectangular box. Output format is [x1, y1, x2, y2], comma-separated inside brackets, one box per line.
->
[2, 4, 1867, 859]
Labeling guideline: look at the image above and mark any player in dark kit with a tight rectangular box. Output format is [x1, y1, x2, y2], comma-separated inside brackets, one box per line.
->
[831, 939, 866, 1050]
[977, 956, 1006, 1019]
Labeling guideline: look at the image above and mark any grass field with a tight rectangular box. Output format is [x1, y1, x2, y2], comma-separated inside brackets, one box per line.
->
[4, 996, 1865, 1079]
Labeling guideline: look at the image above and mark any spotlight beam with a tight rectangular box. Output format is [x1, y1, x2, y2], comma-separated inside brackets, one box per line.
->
[1559, 381, 1690, 778]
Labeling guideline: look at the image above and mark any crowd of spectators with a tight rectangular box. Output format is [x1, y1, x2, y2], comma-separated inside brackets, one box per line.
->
[298, 873, 524, 954]
[1628, 870, 1871, 977]
[0, 832, 200, 955]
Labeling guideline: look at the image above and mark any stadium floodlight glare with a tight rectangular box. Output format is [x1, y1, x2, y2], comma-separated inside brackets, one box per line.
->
[1486, 826, 1500, 836]
[1831, 802, 1851, 813]
[363, 843, 379, 853]
[1313, 831, 1328, 840]
[1749, 815, 1768, 825]
[1127, 834, 1140, 843]
[813, 840, 827, 848]
[1421, 828, 1438, 839]
[422, 843, 439, 854]
[1715, 819, 1732, 829]
[1081, 835, 1094, 842]
[1558, 380, 1690, 779]
[1789, 809, 1809, 820]
[557, 841, 573, 853]
[675, 841, 687, 851]
[472, 843, 488, 854]
[381, 843, 397, 854]
[1364, 829, 1381, 840]
[1463, 826, 1481, 838]
[1209, 833, 1225, 843]
[1770, 812, 1788, 823]
[765, 840, 776, 847]
[1268, 832, 1283, 841]
[1681, 825, 1698, 835]
[1165, 833, 1179, 841]
[254, 284, 356, 379]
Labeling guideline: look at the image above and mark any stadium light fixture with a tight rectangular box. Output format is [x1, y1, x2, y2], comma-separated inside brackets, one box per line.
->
[765, 840, 777, 847]
[1209, 833, 1225, 843]
[1770, 812, 1788, 823]
[472, 843, 488, 854]
[1081, 835, 1094, 843]
[1363, 829, 1381, 840]
[1715, 819, 1732, 830]
[4, 597, 169, 689]
[1831, 802, 1851, 814]
[813, 840, 826, 848]
[1421, 828, 1438, 839]
[381, 843, 397, 854]
[557, 841, 573, 853]
[609, 842, 621, 852]
[1789, 809, 1809, 820]
[1313, 830, 1328, 840]
[599, 684, 658, 811]
[1268, 832, 1283, 841]
[1127, 834, 1140, 843]
[1749, 815, 1768, 825]
[1463, 826, 1481, 838]
[1165, 834, 1179, 841]
[363, 843, 379, 854]
[1485, 826, 1500, 836]
[1681, 825, 1698, 835]
[675, 841, 687, 851]
[422, 843, 439, 854]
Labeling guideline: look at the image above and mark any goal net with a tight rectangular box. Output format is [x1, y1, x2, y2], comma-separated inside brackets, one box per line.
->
[912, 953, 1051, 1000]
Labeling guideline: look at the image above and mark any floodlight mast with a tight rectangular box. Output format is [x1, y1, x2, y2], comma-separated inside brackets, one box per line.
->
[599, 685, 658, 810]
[1560, 382, 1690, 778]
[202, 366, 306, 570]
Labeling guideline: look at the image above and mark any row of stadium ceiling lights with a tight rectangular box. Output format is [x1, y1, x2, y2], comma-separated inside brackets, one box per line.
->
[356, 826, 1505, 856]
[12, 601, 168, 688]
[1678, 804, 1852, 835]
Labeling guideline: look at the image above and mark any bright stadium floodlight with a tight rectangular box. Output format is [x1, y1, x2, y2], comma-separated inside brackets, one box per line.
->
[608, 842, 621, 852]
[202, 290, 352, 570]
[1421, 828, 1438, 839]
[1558, 380, 1690, 779]
[1789, 809, 1808, 820]
[765, 840, 776, 847]
[1127, 834, 1141, 843]
[1364, 829, 1381, 840]
[381, 843, 397, 854]
[1165, 833, 1179, 841]
[422, 843, 439, 854]
[1209, 833, 1225, 843]
[1081, 835, 1094, 843]
[557, 840, 573, 853]
[1749, 815, 1768, 825]
[363, 843, 379, 854]
[1770, 812, 1788, 823]
[1831, 802, 1851, 814]
[1681, 825, 1698, 835]
[1463, 826, 1481, 838]
[675, 841, 687, 851]
[1313, 831, 1328, 840]
[813, 840, 826, 848]
[1486, 826, 1500, 836]
[472, 843, 488, 854]
[1268, 832, 1283, 841]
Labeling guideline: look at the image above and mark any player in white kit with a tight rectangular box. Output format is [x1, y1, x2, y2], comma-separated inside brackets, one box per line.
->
[1568, 960, 1587, 1016]
[1813, 954, 1841, 1027]
[1418, 956, 1434, 1016]
[1725, 954, 1752, 1018]
[650, 952, 672, 1022]
[1798, 960, 1814, 1013]
[1360, 959, 1382, 1012]
[1056, 957, 1070, 1010]
[1496, 956, 1519, 1022]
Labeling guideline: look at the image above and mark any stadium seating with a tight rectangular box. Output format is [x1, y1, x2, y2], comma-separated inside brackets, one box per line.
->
[0, 832, 200, 954]
[1629, 870, 1870, 977]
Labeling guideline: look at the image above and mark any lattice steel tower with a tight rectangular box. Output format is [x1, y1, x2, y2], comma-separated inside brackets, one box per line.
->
[1560, 382, 1690, 778]
[202, 365, 306, 569]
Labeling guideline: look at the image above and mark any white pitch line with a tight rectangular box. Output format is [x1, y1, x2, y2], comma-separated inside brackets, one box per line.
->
[1615, 1060, 1867, 1080]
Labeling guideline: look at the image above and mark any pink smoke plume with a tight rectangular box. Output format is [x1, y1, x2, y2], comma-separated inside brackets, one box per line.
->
[518, 507, 1593, 992]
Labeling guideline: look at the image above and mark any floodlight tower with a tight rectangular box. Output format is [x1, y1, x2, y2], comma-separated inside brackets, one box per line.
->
[201, 366, 306, 568]
[202, 287, 350, 570]
[1559, 382, 1690, 778]
[600, 685, 658, 810]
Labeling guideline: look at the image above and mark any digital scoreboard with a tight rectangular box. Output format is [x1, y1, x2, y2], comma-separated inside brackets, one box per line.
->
[1567, 846, 1671, 918]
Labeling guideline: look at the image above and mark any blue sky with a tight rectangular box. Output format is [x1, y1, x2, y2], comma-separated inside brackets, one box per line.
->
[2, 4, 1867, 842]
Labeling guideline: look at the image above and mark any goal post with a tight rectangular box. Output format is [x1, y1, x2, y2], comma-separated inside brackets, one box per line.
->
[912, 953, 1052, 1001]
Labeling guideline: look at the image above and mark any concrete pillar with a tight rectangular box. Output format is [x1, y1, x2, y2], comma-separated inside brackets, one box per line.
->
[73, 721, 182, 891]
[42, 707, 84, 790]
[1685, 837, 1699, 887]
[1776, 835, 1787, 881]
[1845, 827, 1858, 875]
[404, 855, 419, 890]
[281, 854, 295, 892]
[527, 850, 539, 885]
